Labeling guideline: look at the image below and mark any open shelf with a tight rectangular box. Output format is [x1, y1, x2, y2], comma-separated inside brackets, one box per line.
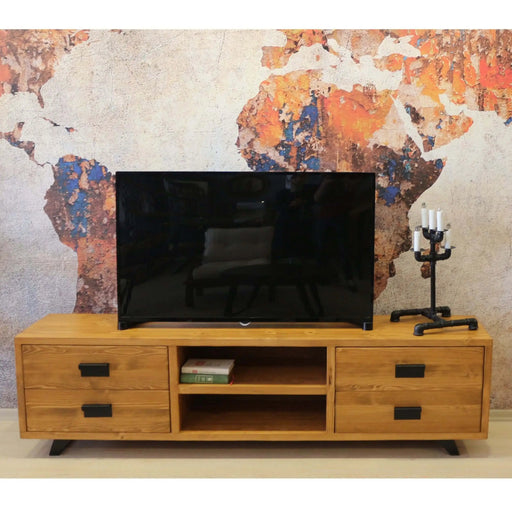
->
[178, 346, 327, 395]
[180, 395, 326, 432]
[179, 364, 326, 395]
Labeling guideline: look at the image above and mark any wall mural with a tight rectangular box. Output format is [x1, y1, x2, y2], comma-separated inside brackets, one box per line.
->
[1, 29, 512, 407]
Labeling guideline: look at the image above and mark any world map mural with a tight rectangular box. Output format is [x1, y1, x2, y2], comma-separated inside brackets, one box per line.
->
[1, 29, 512, 407]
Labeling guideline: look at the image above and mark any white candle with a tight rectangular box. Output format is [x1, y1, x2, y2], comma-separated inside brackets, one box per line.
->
[437, 209, 444, 232]
[421, 203, 428, 228]
[413, 228, 421, 252]
[428, 209, 436, 230]
[445, 224, 452, 249]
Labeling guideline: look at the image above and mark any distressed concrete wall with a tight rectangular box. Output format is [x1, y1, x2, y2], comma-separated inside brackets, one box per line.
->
[1, 29, 511, 408]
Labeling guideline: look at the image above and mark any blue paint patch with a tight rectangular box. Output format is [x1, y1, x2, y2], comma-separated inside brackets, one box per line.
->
[251, 152, 281, 172]
[89, 163, 106, 182]
[378, 186, 400, 206]
[284, 120, 296, 141]
[278, 143, 291, 159]
[505, 117, 512, 126]
[435, 159, 444, 170]
[427, 135, 435, 147]
[386, 158, 398, 181]
[297, 103, 319, 136]
[54, 157, 111, 243]
[304, 156, 320, 170]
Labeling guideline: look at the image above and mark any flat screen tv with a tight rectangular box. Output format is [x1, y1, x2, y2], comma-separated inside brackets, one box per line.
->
[116, 171, 375, 330]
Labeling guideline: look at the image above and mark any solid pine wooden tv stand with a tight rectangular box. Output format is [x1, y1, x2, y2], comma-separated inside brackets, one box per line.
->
[14, 314, 492, 456]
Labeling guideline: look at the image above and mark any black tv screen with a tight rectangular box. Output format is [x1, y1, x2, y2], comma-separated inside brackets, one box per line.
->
[116, 171, 375, 329]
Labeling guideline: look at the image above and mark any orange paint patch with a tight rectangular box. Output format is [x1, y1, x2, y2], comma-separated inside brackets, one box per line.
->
[73, 30, 89, 43]
[451, 68, 467, 104]
[0, 62, 11, 82]
[252, 95, 283, 148]
[282, 29, 326, 48]
[272, 73, 313, 116]
[384, 54, 404, 72]
[322, 87, 393, 145]
[479, 56, 512, 89]
[416, 61, 445, 102]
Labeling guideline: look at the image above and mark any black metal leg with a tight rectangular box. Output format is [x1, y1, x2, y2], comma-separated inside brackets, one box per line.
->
[49, 440, 73, 456]
[440, 440, 460, 456]
[414, 317, 478, 336]
[390, 308, 424, 322]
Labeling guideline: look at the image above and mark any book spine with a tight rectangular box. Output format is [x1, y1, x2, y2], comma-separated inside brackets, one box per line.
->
[180, 373, 232, 384]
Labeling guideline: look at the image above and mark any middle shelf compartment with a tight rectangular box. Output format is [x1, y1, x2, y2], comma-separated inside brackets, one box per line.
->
[176, 346, 327, 395]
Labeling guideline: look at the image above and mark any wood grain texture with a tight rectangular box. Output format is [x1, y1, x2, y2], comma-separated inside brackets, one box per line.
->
[168, 346, 181, 434]
[25, 389, 170, 433]
[335, 347, 484, 392]
[335, 390, 482, 433]
[326, 346, 336, 434]
[22, 345, 169, 390]
[15, 313, 493, 347]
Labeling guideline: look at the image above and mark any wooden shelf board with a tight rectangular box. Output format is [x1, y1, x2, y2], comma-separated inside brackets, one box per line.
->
[179, 383, 327, 395]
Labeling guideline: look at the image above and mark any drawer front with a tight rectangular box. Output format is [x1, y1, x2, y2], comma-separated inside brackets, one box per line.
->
[335, 390, 483, 433]
[22, 345, 169, 390]
[335, 347, 484, 392]
[25, 389, 170, 433]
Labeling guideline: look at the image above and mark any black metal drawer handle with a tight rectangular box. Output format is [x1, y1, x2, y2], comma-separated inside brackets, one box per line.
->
[394, 406, 422, 420]
[81, 404, 112, 418]
[78, 363, 110, 377]
[395, 364, 425, 378]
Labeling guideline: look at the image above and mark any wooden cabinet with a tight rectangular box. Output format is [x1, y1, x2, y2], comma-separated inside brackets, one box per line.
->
[14, 314, 493, 454]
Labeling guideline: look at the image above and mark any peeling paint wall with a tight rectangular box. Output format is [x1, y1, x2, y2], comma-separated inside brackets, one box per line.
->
[1, 29, 511, 408]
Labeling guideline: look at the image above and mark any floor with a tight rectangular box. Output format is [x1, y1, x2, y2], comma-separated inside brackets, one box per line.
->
[1, 409, 512, 478]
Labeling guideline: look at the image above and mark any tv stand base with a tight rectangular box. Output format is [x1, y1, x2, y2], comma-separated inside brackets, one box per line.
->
[14, 314, 492, 458]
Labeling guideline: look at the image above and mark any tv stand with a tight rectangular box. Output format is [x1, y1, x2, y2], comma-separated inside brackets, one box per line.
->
[15, 314, 492, 456]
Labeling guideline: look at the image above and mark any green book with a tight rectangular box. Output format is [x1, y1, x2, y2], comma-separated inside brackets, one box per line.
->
[180, 372, 233, 384]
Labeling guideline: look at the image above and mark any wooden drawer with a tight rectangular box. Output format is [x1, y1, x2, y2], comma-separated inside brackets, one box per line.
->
[335, 347, 484, 392]
[25, 389, 170, 433]
[335, 346, 485, 434]
[335, 389, 483, 433]
[22, 345, 169, 390]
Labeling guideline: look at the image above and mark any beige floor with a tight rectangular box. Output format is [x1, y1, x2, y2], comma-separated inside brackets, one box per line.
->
[1, 408, 512, 478]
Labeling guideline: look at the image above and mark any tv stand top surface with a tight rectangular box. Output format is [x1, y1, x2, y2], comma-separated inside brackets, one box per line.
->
[16, 314, 492, 348]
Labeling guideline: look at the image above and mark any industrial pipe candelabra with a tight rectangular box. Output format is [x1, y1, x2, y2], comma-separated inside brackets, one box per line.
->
[390, 205, 478, 336]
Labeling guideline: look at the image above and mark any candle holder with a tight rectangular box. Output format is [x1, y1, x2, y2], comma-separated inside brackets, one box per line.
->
[390, 226, 478, 336]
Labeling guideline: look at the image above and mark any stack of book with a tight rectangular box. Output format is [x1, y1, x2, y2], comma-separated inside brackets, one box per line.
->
[180, 358, 235, 384]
